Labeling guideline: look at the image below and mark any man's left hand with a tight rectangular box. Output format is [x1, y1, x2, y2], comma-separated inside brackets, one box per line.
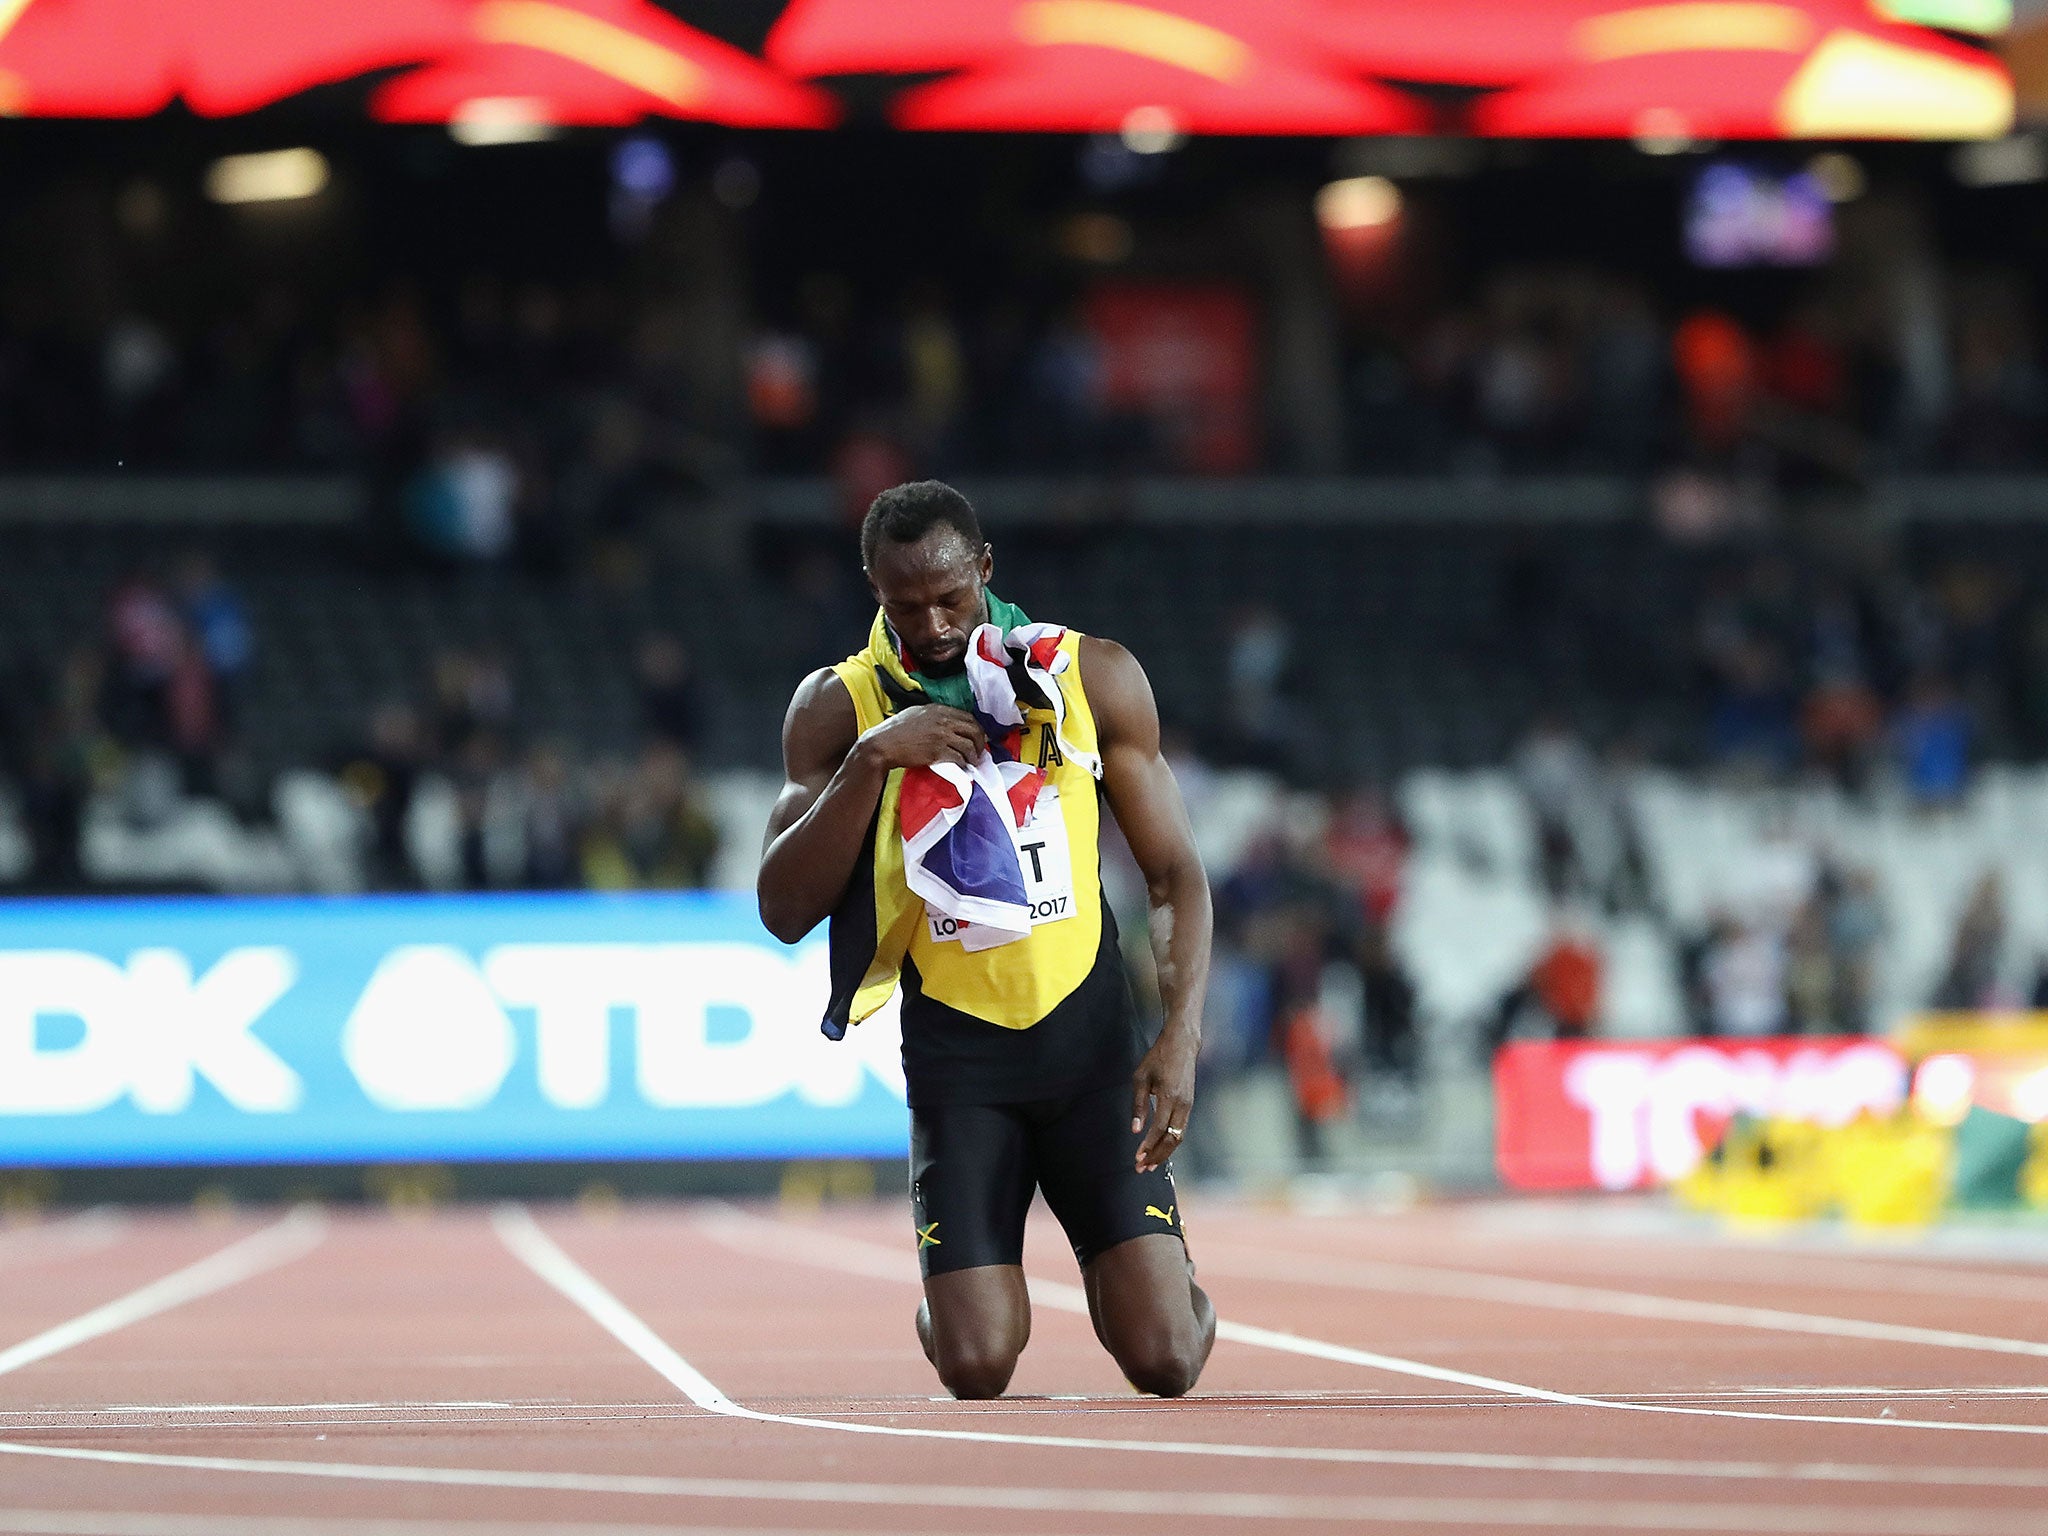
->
[1131, 1026, 1198, 1173]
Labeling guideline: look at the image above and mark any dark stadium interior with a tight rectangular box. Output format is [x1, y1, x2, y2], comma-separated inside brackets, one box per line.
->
[7, 118, 2048, 1128]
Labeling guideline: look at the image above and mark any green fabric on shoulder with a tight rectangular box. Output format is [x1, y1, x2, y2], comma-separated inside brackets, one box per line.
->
[898, 591, 1030, 712]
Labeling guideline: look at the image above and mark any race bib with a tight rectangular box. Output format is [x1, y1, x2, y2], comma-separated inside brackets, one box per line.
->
[926, 785, 1076, 947]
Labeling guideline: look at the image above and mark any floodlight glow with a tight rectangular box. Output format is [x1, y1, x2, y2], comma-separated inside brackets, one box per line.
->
[1119, 104, 1184, 154]
[204, 148, 329, 204]
[448, 96, 561, 144]
[1315, 175, 1400, 232]
[1873, 0, 2011, 34]
[1911, 1053, 1976, 1127]
[1632, 108, 1698, 155]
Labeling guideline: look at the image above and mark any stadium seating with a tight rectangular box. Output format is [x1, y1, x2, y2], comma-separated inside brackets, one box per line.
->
[7, 509, 2048, 1055]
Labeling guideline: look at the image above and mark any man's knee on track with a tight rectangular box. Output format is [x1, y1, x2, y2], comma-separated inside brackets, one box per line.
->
[1113, 1331, 1204, 1398]
[933, 1338, 1023, 1400]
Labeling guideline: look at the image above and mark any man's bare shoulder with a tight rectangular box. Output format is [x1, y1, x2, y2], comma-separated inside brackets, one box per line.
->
[1076, 634, 1157, 747]
[782, 666, 859, 768]
[1077, 632, 1144, 685]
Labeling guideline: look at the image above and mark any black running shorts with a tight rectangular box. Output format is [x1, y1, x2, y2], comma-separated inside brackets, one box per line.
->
[909, 1078, 1188, 1278]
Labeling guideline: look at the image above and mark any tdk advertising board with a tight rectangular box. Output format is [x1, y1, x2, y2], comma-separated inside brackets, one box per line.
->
[0, 893, 907, 1166]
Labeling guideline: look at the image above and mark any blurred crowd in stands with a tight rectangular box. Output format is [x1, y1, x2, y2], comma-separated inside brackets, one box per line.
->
[9, 539, 2048, 1171]
[0, 559, 723, 896]
[7, 236, 2048, 510]
[333, 632, 720, 894]
[0, 555, 249, 888]
[1690, 548, 2048, 790]
[8, 151, 2048, 1170]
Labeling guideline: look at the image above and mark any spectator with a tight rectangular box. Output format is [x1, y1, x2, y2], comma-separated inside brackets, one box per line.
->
[162, 622, 221, 794]
[513, 742, 583, 890]
[449, 728, 510, 890]
[581, 742, 720, 890]
[1672, 310, 1757, 456]
[1824, 865, 1884, 1034]
[635, 632, 706, 756]
[340, 702, 428, 890]
[1800, 662, 1884, 792]
[1706, 637, 1799, 777]
[104, 569, 183, 749]
[1357, 925, 1420, 1088]
[406, 430, 520, 563]
[1894, 670, 1972, 808]
[1783, 894, 1835, 1033]
[1701, 913, 1788, 1038]
[1482, 913, 1603, 1057]
[6, 647, 102, 891]
[429, 648, 515, 756]
[1322, 783, 1408, 928]
[1931, 870, 2017, 1012]
[175, 554, 254, 732]
[1219, 606, 1302, 777]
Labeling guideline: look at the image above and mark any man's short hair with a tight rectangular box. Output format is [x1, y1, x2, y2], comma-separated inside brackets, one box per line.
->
[860, 480, 983, 571]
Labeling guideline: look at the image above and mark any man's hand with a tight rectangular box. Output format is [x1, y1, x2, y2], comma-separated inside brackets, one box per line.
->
[1131, 1024, 1198, 1172]
[856, 705, 986, 772]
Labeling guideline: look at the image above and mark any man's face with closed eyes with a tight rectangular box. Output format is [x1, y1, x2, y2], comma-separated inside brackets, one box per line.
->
[866, 528, 994, 677]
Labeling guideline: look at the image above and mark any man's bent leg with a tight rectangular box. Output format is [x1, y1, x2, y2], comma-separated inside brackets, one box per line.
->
[1082, 1233, 1215, 1398]
[911, 1100, 1036, 1399]
[1028, 1080, 1215, 1397]
[918, 1263, 1032, 1400]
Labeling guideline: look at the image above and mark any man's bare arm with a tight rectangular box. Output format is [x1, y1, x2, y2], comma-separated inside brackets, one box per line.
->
[757, 669, 986, 944]
[1083, 635, 1212, 1173]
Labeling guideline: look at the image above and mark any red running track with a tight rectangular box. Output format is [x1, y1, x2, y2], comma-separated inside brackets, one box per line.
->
[1, 1193, 2046, 1535]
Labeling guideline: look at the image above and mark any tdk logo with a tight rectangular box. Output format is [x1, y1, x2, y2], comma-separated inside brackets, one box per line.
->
[1, 941, 903, 1118]
[0, 948, 303, 1116]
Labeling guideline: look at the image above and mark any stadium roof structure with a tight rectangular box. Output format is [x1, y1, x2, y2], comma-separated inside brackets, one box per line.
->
[0, 0, 2016, 137]
[371, 0, 837, 126]
[0, 0, 474, 117]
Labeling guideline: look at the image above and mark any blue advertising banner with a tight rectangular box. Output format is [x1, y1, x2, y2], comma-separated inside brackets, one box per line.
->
[0, 893, 907, 1167]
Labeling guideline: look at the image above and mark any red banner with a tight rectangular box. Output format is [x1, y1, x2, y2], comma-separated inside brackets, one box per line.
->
[1495, 1037, 1908, 1192]
[1086, 282, 1257, 474]
[0, 1, 2012, 135]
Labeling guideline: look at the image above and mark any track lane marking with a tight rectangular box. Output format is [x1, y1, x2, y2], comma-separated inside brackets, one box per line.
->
[9, 1204, 2048, 1515]
[694, 1205, 2048, 1440]
[1453, 1198, 2048, 1268]
[1188, 1242, 2048, 1359]
[505, 1205, 2048, 1483]
[0, 1516, 1057, 1536]
[1356, 1231, 2048, 1308]
[18, 1402, 518, 1415]
[2, 1452, 2047, 1534]
[0, 1210, 325, 1381]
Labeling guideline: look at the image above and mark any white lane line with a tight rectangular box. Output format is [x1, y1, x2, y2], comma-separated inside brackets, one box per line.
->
[8, 1384, 2041, 1424]
[695, 1207, 2048, 1440]
[1394, 1234, 2048, 1308]
[11, 1403, 517, 1416]
[0, 1515, 1047, 1536]
[6, 1210, 2048, 1512]
[1449, 1200, 2048, 1270]
[493, 1207, 741, 1413]
[0, 1452, 2045, 1535]
[0, 1209, 325, 1381]
[1191, 1242, 2048, 1359]
[0, 1211, 126, 1274]
[507, 1205, 2048, 1485]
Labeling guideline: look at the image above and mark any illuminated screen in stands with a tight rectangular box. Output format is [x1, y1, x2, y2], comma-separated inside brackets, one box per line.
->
[1684, 161, 1835, 267]
[0, 892, 906, 1167]
[0, 0, 2014, 138]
